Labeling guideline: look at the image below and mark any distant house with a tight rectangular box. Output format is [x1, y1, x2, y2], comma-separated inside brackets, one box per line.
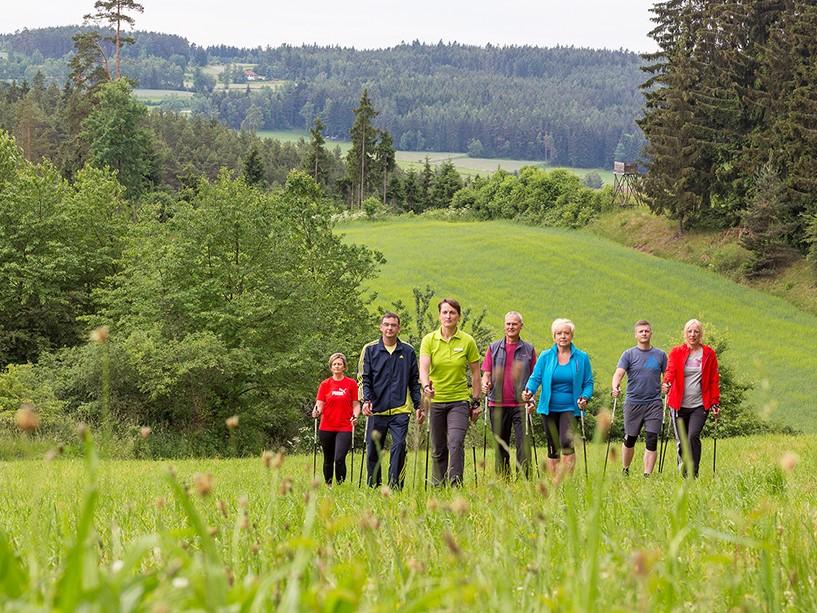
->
[244, 69, 266, 82]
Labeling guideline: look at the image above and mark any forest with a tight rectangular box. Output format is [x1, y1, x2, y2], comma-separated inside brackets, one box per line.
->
[0, 26, 645, 167]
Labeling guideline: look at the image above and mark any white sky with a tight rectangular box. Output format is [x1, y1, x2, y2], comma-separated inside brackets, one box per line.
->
[3, 1, 658, 52]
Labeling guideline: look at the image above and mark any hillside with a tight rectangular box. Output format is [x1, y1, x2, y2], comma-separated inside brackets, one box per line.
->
[340, 218, 817, 433]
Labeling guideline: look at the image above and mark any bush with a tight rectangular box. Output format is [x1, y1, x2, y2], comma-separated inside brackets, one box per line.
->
[709, 243, 753, 278]
[582, 171, 603, 189]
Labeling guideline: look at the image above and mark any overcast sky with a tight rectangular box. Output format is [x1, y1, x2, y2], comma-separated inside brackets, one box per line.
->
[3, 1, 658, 52]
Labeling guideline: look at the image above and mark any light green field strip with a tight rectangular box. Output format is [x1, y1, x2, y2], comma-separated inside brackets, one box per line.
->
[340, 219, 817, 431]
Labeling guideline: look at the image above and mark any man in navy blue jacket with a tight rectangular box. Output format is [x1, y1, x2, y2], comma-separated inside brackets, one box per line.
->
[358, 312, 423, 488]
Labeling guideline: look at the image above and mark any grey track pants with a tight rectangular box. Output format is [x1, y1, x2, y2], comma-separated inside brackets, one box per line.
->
[429, 400, 470, 486]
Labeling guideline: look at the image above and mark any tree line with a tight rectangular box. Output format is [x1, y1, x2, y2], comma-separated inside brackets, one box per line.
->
[1, 27, 646, 167]
[639, 0, 817, 277]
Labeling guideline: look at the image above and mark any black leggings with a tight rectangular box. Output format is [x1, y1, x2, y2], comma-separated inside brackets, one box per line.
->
[542, 412, 576, 459]
[672, 406, 707, 477]
[318, 429, 352, 484]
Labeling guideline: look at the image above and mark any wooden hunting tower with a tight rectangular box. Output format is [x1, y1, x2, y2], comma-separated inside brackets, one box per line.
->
[612, 161, 644, 206]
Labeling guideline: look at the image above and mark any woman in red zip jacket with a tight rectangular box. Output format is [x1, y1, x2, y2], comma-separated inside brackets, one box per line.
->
[661, 319, 720, 478]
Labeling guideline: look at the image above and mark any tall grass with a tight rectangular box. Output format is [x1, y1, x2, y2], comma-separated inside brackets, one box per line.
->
[339, 218, 817, 432]
[1, 432, 815, 609]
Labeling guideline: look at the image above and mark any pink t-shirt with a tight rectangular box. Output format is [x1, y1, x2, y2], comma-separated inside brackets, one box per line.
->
[482, 342, 536, 407]
[316, 376, 358, 431]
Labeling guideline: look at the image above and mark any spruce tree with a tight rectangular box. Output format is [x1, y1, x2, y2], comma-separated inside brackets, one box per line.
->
[346, 89, 378, 207]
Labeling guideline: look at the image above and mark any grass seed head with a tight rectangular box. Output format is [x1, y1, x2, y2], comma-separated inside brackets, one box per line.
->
[596, 409, 612, 435]
[225, 415, 239, 429]
[426, 497, 439, 512]
[631, 549, 659, 577]
[208, 526, 219, 537]
[449, 496, 469, 515]
[379, 485, 392, 498]
[407, 558, 426, 573]
[261, 450, 274, 468]
[44, 445, 64, 462]
[608, 447, 618, 463]
[442, 530, 462, 557]
[90, 325, 110, 344]
[359, 512, 381, 531]
[537, 482, 549, 498]
[193, 473, 214, 496]
[16, 404, 39, 433]
[155, 497, 166, 510]
[216, 499, 228, 518]
[76, 422, 89, 440]
[238, 495, 249, 508]
[278, 477, 293, 495]
[780, 451, 799, 472]
[140, 426, 152, 439]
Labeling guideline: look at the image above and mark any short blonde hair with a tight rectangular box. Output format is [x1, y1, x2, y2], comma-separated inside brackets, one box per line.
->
[683, 319, 703, 336]
[551, 318, 575, 337]
[328, 352, 347, 369]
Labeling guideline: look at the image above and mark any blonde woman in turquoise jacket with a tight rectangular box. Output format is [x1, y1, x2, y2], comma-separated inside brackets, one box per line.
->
[523, 318, 593, 475]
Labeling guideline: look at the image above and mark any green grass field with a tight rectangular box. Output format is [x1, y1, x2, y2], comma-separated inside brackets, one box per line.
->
[339, 218, 817, 433]
[255, 129, 611, 182]
[1, 433, 815, 609]
[132, 88, 195, 104]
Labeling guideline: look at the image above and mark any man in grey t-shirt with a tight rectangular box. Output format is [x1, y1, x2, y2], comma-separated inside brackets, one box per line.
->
[611, 320, 668, 476]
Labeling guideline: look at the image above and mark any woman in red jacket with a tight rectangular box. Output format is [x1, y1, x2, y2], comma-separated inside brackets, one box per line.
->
[662, 319, 720, 478]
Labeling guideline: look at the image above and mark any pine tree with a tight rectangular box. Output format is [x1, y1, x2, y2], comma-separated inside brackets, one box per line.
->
[303, 116, 330, 186]
[374, 130, 396, 205]
[84, 0, 145, 80]
[346, 89, 378, 207]
[243, 144, 265, 187]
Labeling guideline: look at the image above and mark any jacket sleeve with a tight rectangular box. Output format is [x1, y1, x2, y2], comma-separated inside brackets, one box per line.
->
[361, 345, 372, 402]
[580, 354, 594, 399]
[526, 353, 544, 393]
[408, 348, 422, 409]
[707, 349, 720, 407]
[664, 348, 679, 387]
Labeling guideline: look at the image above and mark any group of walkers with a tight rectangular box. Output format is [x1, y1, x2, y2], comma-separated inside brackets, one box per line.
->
[312, 298, 721, 487]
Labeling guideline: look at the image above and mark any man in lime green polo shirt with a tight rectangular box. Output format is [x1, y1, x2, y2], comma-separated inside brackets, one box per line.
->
[419, 298, 481, 486]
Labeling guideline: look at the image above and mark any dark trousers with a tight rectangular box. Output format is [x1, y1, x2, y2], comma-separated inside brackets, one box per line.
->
[366, 413, 410, 488]
[318, 429, 352, 484]
[542, 412, 577, 459]
[489, 405, 529, 478]
[672, 405, 707, 477]
[429, 400, 470, 486]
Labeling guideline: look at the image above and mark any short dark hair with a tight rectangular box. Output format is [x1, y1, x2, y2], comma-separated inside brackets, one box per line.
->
[634, 320, 651, 329]
[438, 298, 461, 315]
[381, 312, 401, 325]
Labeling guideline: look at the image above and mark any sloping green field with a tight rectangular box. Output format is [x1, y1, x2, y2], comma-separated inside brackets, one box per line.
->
[340, 218, 817, 432]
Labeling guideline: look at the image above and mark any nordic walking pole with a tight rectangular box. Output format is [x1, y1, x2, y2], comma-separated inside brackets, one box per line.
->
[712, 407, 720, 476]
[579, 404, 588, 479]
[481, 396, 488, 478]
[412, 406, 420, 490]
[350, 417, 355, 484]
[526, 403, 540, 478]
[603, 396, 617, 476]
[312, 412, 318, 480]
[423, 382, 432, 490]
[472, 445, 478, 486]
[358, 416, 368, 488]
[658, 394, 670, 473]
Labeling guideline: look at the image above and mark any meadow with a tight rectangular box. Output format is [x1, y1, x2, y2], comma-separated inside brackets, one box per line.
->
[254, 129, 612, 182]
[0, 431, 814, 610]
[339, 219, 817, 433]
